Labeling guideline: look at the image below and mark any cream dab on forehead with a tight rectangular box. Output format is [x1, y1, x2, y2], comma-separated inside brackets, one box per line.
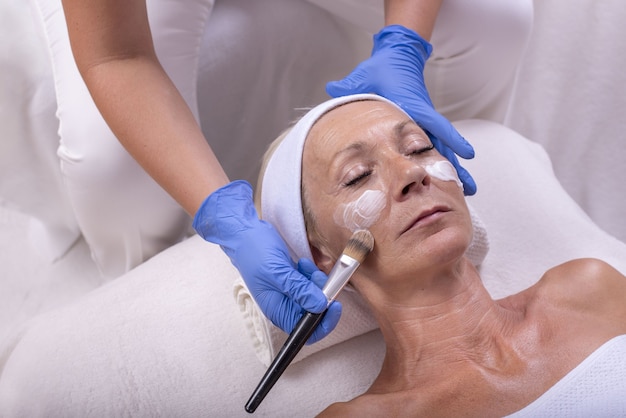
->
[333, 189, 386, 232]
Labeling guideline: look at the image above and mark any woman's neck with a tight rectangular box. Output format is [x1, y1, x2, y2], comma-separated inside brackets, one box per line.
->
[365, 258, 525, 394]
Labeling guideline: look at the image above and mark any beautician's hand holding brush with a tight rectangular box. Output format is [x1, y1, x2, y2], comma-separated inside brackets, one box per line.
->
[245, 229, 375, 413]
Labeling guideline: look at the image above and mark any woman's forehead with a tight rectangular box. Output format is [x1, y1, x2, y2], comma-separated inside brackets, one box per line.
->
[319, 100, 403, 128]
[307, 101, 411, 149]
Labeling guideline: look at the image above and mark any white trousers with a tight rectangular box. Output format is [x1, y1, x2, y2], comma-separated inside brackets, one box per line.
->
[21, 0, 532, 277]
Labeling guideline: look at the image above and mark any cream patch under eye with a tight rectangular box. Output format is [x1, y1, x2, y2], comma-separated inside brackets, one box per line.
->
[425, 160, 462, 189]
[333, 189, 386, 232]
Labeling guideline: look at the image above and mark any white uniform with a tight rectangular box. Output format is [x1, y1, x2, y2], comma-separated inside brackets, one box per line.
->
[20, 0, 533, 277]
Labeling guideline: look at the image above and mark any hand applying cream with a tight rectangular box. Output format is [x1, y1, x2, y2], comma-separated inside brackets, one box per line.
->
[245, 229, 375, 413]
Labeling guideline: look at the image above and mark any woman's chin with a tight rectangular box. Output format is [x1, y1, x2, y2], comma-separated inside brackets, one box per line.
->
[419, 227, 471, 266]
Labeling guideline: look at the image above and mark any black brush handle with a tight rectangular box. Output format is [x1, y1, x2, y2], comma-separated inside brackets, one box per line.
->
[245, 310, 325, 413]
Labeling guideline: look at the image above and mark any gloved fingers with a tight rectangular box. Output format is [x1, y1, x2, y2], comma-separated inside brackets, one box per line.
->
[295, 258, 340, 343]
[280, 269, 328, 314]
[297, 258, 318, 278]
[410, 106, 474, 160]
[325, 66, 371, 98]
[259, 293, 304, 334]
[455, 164, 477, 196]
[326, 79, 351, 98]
[264, 296, 339, 344]
[306, 301, 342, 345]
[297, 258, 328, 289]
[432, 137, 477, 196]
[310, 271, 329, 291]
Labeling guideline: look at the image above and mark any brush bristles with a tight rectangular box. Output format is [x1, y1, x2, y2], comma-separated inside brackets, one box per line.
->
[343, 229, 374, 263]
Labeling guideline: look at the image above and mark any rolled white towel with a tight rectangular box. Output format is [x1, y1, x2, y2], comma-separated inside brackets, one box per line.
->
[466, 202, 490, 268]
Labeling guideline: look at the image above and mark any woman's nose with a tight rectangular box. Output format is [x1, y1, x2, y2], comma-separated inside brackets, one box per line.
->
[390, 157, 430, 200]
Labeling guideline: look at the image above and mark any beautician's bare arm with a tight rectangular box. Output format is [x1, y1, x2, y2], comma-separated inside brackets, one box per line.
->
[384, 0, 443, 41]
[62, 0, 229, 216]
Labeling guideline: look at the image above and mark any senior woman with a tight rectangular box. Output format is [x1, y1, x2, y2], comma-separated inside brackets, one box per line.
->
[258, 94, 626, 416]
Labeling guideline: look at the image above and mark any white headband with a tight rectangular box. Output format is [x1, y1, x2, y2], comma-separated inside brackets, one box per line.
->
[261, 93, 407, 262]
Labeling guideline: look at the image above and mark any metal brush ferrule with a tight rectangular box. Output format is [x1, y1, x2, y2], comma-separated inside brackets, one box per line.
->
[321, 253, 359, 304]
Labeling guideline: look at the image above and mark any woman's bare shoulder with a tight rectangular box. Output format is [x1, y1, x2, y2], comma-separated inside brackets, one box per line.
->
[537, 258, 626, 317]
[317, 399, 367, 418]
[317, 401, 354, 418]
[317, 394, 403, 418]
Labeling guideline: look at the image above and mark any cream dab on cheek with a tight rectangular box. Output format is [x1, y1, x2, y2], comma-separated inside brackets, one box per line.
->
[333, 189, 386, 232]
[425, 160, 463, 189]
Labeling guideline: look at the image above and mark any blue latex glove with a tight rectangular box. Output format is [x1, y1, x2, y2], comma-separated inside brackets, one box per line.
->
[297, 258, 342, 345]
[192, 180, 341, 344]
[326, 25, 477, 195]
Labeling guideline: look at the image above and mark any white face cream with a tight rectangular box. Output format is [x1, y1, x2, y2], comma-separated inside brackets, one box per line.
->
[425, 160, 463, 189]
[334, 189, 386, 232]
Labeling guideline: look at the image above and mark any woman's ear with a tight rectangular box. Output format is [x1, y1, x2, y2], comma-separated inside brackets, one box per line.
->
[310, 243, 335, 275]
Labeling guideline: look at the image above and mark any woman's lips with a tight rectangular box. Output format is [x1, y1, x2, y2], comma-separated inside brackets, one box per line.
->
[400, 207, 450, 236]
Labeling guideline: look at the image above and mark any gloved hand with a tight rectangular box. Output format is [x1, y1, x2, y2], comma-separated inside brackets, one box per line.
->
[193, 180, 341, 343]
[326, 25, 477, 195]
[297, 258, 342, 344]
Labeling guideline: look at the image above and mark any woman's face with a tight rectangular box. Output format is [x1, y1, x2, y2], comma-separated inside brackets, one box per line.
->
[302, 100, 473, 283]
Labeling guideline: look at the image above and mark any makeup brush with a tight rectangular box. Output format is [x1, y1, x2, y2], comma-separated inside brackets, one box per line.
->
[245, 229, 375, 414]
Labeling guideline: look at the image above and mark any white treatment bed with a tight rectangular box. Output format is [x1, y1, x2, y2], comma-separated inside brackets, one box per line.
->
[1, 0, 625, 416]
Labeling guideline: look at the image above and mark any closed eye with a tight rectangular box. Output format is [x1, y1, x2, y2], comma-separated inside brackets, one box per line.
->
[408, 144, 435, 156]
[344, 170, 372, 187]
